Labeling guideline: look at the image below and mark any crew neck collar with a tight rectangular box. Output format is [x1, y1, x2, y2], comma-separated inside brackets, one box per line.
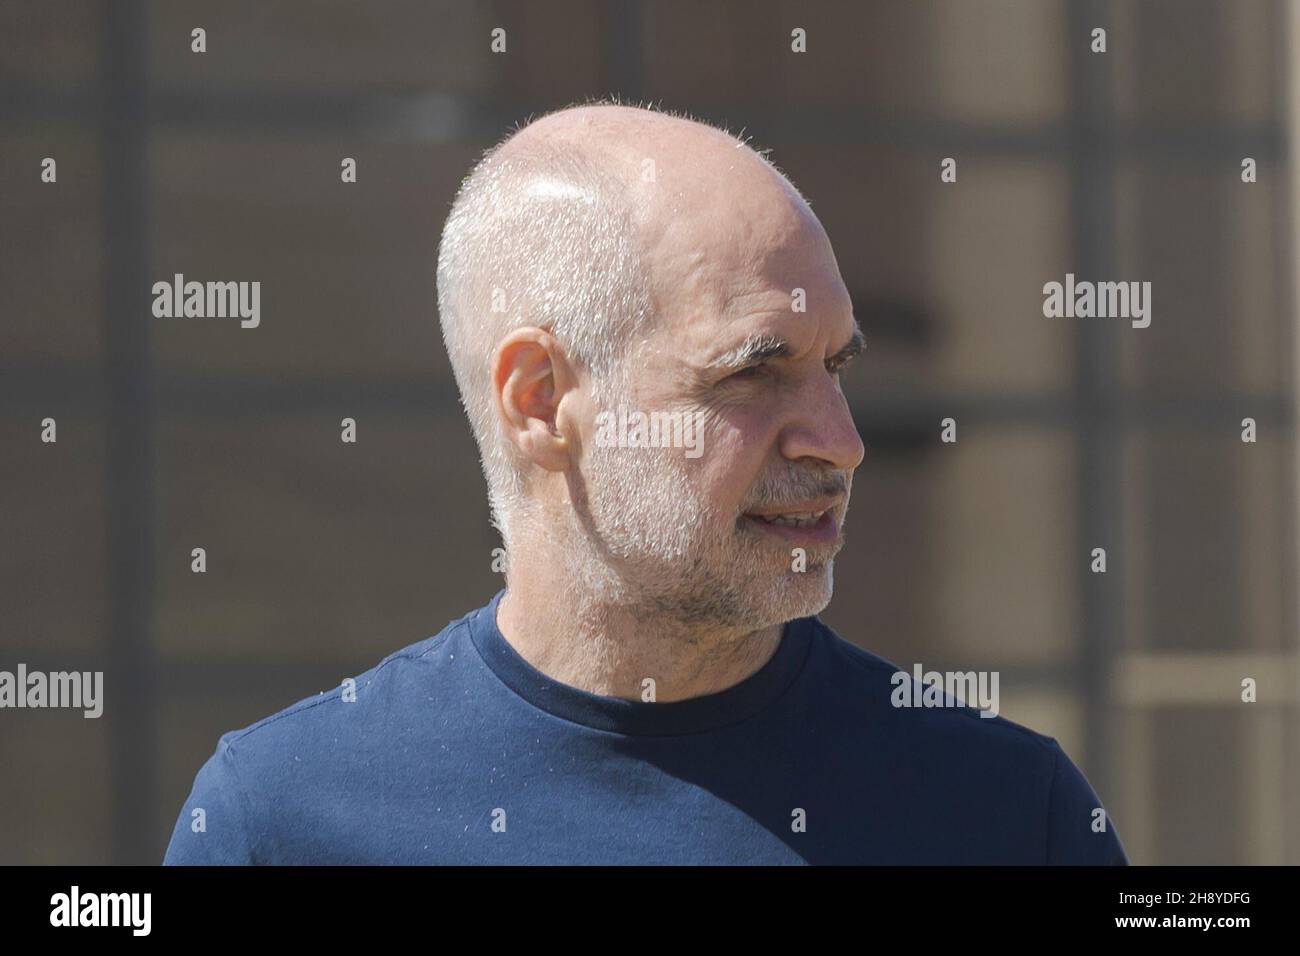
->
[466, 588, 815, 736]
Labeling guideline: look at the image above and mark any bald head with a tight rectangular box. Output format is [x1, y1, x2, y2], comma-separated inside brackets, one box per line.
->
[435, 102, 844, 547]
[498, 104, 817, 315]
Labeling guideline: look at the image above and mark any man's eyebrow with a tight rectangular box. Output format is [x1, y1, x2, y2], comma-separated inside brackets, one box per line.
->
[703, 333, 790, 372]
[831, 327, 866, 364]
[703, 324, 866, 373]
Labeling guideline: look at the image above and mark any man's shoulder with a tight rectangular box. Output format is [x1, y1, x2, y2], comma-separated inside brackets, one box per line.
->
[165, 603, 492, 864]
[803, 616, 1126, 864]
[806, 616, 1060, 763]
[216, 603, 483, 759]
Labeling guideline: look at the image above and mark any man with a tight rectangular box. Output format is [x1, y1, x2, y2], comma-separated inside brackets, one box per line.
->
[164, 103, 1128, 865]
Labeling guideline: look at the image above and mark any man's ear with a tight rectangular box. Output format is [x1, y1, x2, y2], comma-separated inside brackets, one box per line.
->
[493, 328, 574, 473]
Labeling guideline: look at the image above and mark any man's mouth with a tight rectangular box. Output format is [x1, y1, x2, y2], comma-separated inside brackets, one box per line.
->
[741, 500, 842, 543]
[750, 510, 829, 528]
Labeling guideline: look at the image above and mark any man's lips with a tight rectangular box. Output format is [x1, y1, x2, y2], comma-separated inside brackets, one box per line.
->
[741, 497, 843, 544]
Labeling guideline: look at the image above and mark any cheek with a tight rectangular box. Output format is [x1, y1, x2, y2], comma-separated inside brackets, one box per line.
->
[684, 410, 774, 512]
[710, 402, 779, 462]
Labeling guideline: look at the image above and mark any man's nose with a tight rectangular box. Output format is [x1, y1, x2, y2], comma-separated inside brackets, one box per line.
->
[778, 376, 865, 473]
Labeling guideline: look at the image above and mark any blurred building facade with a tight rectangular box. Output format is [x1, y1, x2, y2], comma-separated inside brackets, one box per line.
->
[1, 0, 1296, 863]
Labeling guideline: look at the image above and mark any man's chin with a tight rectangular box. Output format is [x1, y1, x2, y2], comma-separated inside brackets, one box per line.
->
[776, 564, 835, 616]
[728, 562, 835, 630]
[628, 559, 833, 632]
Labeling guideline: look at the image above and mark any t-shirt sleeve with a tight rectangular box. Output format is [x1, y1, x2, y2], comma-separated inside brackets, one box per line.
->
[1044, 738, 1129, 865]
[163, 736, 258, 865]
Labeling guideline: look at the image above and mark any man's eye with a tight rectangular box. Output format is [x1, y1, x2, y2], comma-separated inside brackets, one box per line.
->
[727, 365, 766, 381]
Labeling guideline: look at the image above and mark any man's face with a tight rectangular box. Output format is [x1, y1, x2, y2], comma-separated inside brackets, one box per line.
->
[570, 190, 866, 631]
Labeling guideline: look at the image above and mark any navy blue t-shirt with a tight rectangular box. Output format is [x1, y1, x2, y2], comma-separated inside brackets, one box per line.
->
[164, 589, 1128, 864]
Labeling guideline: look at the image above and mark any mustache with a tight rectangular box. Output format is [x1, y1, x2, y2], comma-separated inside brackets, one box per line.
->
[743, 471, 849, 510]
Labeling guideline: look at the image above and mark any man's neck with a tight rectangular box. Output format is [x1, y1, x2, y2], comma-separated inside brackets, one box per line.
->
[495, 574, 784, 702]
